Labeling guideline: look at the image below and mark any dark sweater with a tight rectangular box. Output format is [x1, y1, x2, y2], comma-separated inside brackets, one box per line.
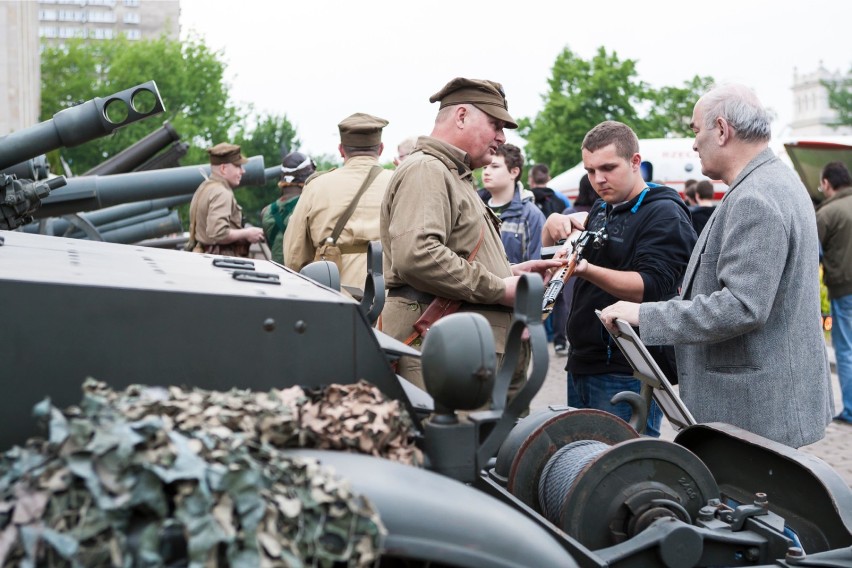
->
[567, 184, 697, 376]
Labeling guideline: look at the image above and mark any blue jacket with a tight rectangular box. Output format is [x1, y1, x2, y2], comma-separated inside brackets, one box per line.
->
[495, 188, 546, 263]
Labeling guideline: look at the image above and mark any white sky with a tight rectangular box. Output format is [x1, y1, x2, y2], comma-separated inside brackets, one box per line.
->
[179, 0, 851, 164]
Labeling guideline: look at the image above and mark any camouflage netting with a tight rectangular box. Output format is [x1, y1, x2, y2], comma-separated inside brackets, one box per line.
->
[0, 379, 424, 567]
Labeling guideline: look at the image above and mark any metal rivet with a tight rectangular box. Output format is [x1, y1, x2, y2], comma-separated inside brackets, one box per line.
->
[263, 318, 275, 332]
[294, 320, 307, 334]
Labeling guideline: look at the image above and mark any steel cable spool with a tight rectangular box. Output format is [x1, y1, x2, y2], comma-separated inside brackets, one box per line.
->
[495, 408, 638, 512]
[537, 437, 720, 551]
[538, 440, 608, 522]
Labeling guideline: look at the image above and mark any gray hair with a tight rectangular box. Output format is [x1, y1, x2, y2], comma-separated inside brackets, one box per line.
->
[699, 84, 771, 143]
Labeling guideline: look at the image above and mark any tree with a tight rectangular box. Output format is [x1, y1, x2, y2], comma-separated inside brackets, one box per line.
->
[824, 67, 852, 127]
[642, 75, 715, 138]
[233, 111, 300, 225]
[40, 34, 240, 174]
[519, 47, 648, 174]
[519, 46, 713, 174]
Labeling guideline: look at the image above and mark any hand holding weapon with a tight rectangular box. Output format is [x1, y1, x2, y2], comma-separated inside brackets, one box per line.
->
[541, 226, 608, 318]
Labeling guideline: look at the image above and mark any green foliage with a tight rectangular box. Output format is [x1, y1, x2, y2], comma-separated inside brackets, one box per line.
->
[824, 67, 852, 127]
[519, 46, 713, 174]
[643, 75, 716, 138]
[233, 111, 300, 225]
[40, 34, 240, 174]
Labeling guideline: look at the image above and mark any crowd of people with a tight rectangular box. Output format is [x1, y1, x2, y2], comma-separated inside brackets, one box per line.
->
[187, 77, 849, 449]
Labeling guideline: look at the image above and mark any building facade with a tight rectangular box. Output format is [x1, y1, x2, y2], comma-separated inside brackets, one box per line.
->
[1, 0, 181, 136]
[37, 0, 179, 43]
[0, 1, 41, 135]
[790, 64, 852, 137]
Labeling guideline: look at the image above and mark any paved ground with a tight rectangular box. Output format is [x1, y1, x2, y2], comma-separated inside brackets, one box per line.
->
[530, 342, 852, 488]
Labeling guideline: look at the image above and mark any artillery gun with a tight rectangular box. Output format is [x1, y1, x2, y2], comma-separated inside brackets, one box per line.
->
[0, 81, 165, 230]
[1, 86, 851, 567]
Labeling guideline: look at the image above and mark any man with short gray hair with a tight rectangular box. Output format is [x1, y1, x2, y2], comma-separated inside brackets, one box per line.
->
[381, 77, 561, 389]
[600, 84, 834, 448]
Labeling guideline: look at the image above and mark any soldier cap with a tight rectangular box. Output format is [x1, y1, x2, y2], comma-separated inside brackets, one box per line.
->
[207, 143, 248, 166]
[429, 77, 517, 129]
[338, 113, 389, 148]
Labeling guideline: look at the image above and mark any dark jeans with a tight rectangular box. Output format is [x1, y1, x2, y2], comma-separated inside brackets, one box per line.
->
[567, 371, 663, 437]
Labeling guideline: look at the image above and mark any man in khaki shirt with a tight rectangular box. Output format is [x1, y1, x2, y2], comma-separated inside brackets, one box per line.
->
[188, 143, 264, 257]
[381, 77, 562, 388]
[284, 113, 394, 291]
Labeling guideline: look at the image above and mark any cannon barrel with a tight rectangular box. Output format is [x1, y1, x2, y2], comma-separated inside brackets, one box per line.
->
[84, 121, 181, 176]
[265, 165, 282, 183]
[23, 195, 192, 236]
[0, 81, 165, 171]
[34, 156, 266, 219]
[1, 155, 50, 181]
[99, 209, 182, 244]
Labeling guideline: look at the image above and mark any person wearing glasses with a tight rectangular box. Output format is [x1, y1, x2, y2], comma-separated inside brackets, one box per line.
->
[542, 121, 696, 437]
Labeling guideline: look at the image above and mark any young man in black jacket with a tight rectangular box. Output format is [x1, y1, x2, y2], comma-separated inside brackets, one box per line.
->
[542, 121, 697, 436]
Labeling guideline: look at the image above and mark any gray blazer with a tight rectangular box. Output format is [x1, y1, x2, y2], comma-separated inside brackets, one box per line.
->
[640, 148, 833, 448]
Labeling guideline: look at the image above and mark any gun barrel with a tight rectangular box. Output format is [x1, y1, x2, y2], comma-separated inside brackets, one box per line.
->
[34, 155, 265, 219]
[84, 121, 180, 176]
[0, 81, 165, 171]
[100, 210, 182, 244]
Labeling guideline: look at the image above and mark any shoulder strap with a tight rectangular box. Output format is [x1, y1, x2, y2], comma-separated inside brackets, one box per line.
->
[468, 224, 485, 262]
[329, 165, 383, 243]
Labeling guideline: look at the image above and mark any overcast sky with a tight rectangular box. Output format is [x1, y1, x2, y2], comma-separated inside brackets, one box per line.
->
[179, 0, 851, 165]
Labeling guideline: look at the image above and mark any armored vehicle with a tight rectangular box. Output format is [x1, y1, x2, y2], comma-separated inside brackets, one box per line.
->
[1, 84, 851, 567]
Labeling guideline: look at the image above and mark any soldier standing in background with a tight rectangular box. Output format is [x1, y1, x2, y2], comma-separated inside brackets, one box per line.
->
[261, 151, 316, 264]
[283, 113, 393, 291]
[188, 143, 264, 257]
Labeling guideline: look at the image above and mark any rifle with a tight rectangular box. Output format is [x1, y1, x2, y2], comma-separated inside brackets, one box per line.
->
[541, 226, 608, 318]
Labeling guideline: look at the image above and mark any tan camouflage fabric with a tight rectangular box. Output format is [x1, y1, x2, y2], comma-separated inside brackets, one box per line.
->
[0, 379, 422, 566]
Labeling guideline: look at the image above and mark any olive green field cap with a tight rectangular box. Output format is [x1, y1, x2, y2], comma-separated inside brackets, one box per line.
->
[207, 143, 248, 166]
[429, 77, 518, 129]
[338, 113, 389, 147]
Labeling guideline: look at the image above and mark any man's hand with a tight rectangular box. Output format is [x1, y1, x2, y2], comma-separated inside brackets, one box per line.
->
[502, 258, 567, 306]
[542, 212, 588, 246]
[242, 227, 266, 243]
[599, 301, 641, 331]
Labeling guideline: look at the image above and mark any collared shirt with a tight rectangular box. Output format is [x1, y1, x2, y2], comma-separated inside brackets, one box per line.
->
[188, 173, 242, 244]
[284, 155, 393, 289]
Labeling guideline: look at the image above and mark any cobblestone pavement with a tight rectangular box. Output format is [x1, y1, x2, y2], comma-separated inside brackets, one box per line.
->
[530, 342, 852, 488]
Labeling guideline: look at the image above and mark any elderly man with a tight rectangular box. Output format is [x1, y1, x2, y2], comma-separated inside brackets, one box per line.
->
[600, 84, 834, 448]
[284, 113, 393, 291]
[380, 77, 561, 389]
[188, 143, 264, 257]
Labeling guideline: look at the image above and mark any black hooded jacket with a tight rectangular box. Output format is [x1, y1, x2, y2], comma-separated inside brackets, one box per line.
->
[566, 184, 697, 376]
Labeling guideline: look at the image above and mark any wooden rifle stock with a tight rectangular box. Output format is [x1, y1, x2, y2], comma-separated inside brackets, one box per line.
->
[541, 230, 591, 318]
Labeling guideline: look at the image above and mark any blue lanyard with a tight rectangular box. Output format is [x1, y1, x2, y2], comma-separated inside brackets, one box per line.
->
[630, 187, 650, 214]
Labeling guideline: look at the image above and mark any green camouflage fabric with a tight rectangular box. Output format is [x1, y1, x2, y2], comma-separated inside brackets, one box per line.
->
[0, 379, 422, 567]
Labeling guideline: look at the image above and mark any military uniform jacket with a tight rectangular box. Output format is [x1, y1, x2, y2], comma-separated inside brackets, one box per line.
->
[380, 136, 513, 352]
[188, 173, 243, 245]
[284, 156, 393, 289]
[815, 185, 852, 299]
[639, 148, 833, 448]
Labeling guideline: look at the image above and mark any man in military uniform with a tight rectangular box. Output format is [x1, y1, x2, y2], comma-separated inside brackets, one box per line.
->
[188, 143, 264, 257]
[380, 77, 562, 389]
[284, 113, 394, 291]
